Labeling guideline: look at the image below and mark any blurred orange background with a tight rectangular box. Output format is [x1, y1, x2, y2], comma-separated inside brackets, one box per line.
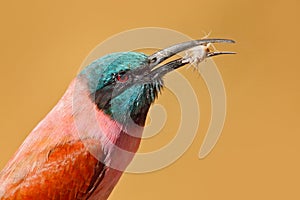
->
[0, 0, 299, 199]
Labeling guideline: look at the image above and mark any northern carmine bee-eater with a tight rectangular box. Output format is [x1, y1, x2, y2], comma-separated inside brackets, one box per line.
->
[0, 38, 234, 199]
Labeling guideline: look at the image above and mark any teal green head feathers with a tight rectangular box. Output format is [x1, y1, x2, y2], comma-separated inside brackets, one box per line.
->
[79, 39, 235, 126]
[80, 52, 160, 126]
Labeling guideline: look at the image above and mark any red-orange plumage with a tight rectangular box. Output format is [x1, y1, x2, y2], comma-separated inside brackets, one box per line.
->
[0, 79, 143, 199]
[2, 140, 102, 199]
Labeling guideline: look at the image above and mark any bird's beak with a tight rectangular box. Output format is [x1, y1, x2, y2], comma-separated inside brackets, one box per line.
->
[109, 39, 235, 99]
[145, 38, 235, 79]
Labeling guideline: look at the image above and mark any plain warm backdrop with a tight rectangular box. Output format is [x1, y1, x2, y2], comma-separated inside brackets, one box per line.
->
[0, 1, 299, 199]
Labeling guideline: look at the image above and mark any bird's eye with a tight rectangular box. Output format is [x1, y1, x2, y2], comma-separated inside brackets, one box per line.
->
[116, 71, 129, 83]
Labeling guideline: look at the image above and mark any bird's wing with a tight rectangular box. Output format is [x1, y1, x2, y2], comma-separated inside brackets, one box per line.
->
[0, 138, 106, 199]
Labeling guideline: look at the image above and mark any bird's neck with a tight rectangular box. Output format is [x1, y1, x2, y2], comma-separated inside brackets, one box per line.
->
[69, 77, 146, 153]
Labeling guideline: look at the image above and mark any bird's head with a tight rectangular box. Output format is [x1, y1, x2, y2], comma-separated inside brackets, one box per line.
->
[79, 39, 235, 128]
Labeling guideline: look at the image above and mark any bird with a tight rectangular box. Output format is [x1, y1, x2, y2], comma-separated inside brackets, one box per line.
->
[0, 38, 235, 199]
